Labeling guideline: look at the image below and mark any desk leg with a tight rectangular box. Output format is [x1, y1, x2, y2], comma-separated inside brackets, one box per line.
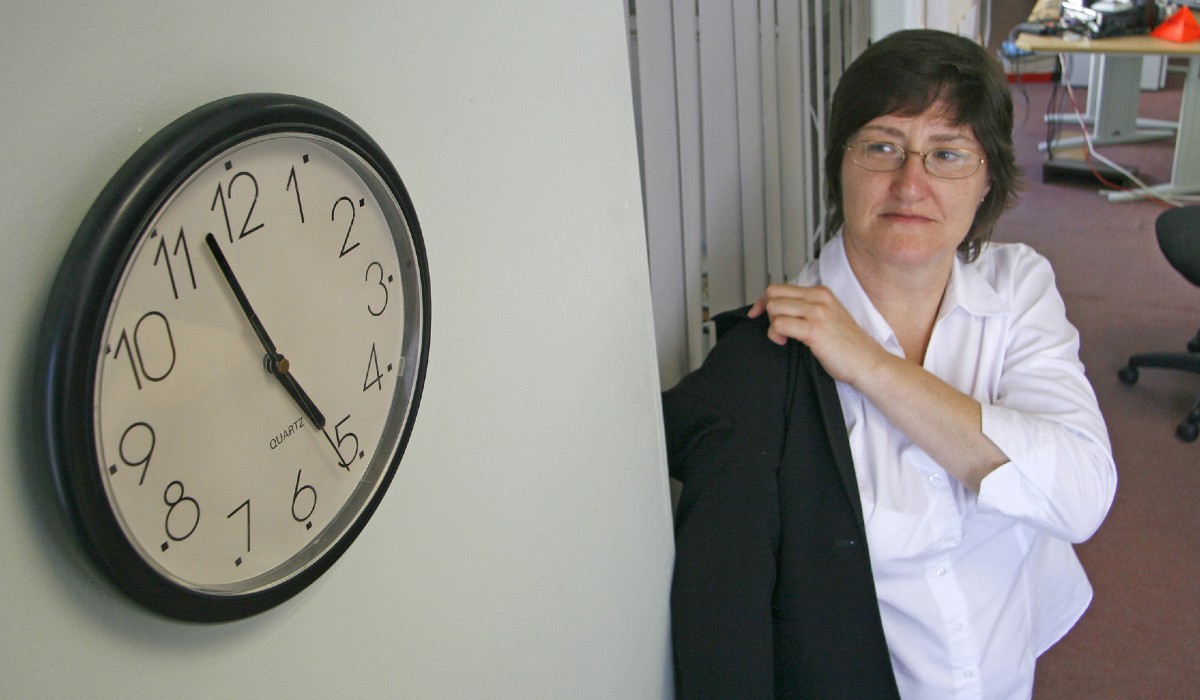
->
[1092, 56, 1175, 143]
[1039, 54, 1175, 152]
[1172, 57, 1200, 188]
[1092, 55, 1140, 140]
[1105, 57, 1200, 203]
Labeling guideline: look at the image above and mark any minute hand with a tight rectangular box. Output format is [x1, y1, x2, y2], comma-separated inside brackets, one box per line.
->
[204, 233, 327, 430]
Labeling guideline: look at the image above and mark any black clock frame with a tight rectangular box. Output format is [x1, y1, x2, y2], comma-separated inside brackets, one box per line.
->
[35, 93, 431, 622]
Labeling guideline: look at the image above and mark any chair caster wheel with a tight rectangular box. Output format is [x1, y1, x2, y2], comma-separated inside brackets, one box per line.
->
[1117, 366, 1139, 384]
[1176, 421, 1199, 443]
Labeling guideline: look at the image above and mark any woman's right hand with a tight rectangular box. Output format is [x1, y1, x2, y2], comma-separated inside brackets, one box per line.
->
[748, 283, 888, 388]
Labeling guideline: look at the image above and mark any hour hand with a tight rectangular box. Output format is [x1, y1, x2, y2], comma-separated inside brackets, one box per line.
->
[204, 233, 326, 430]
[265, 354, 327, 430]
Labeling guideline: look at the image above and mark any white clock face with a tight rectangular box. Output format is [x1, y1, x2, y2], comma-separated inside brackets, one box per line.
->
[92, 133, 424, 594]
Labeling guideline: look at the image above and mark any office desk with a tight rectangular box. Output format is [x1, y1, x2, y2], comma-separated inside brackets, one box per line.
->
[1016, 33, 1200, 202]
[1039, 53, 1174, 150]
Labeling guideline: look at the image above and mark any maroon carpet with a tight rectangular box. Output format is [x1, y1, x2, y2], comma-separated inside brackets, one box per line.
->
[997, 77, 1200, 699]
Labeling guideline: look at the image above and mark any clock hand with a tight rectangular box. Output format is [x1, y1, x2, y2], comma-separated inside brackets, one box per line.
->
[267, 354, 328, 432]
[204, 233, 327, 431]
[271, 362, 351, 470]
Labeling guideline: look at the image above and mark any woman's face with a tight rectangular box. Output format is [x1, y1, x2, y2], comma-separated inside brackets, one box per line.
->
[839, 102, 991, 278]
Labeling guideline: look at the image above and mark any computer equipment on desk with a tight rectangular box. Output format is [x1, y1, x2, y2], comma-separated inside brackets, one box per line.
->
[1060, 0, 1159, 38]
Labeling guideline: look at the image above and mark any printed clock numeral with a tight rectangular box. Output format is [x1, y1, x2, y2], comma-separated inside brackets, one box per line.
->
[286, 161, 306, 224]
[212, 167, 265, 243]
[291, 470, 317, 526]
[365, 261, 390, 316]
[111, 311, 176, 391]
[331, 195, 362, 258]
[162, 480, 201, 549]
[152, 227, 197, 300]
[227, 499, 251, 563]
[115, 421, 156, 485]
[329, 415, 361, 470]
[364, 343, 385, 392]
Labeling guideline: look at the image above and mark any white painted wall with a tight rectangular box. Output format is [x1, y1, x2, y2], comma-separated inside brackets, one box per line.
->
[873, 0, 983, 40]
[0, 2, 674, 697]
[873, 0, 921, 39]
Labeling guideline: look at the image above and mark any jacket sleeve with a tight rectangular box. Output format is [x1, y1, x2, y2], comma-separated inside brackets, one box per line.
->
[664, 317, 786, 700]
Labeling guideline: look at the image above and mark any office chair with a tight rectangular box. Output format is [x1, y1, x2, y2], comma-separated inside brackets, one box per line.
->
[1117, 204, 1200, 442]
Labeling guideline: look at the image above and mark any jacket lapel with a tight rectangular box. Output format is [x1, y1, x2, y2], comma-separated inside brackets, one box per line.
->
[800, 344, 868, 534]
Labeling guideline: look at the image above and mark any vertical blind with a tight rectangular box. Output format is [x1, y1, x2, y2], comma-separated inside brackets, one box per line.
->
[627, 1, 872, 388]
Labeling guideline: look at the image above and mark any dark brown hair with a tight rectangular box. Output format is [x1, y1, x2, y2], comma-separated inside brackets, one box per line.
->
[825, 29, 1020, 262]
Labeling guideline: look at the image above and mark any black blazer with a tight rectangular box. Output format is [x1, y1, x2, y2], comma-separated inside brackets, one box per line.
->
[663, 310, 899, 699]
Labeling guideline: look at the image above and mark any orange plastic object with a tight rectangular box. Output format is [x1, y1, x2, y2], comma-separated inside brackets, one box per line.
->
[1151, 6, 1200, 42]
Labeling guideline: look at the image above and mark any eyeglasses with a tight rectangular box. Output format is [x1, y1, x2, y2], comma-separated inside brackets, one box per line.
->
[846, 141, 986, 180]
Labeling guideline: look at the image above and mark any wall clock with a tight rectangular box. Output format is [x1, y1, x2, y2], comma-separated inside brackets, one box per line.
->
[36, 93, 431, 621]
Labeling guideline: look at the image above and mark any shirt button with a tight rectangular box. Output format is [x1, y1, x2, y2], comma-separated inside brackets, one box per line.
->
[935, 567, 947, 577]
[928, 473, 941, 485]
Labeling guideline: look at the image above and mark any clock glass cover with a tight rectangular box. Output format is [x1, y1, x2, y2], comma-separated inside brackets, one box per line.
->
[39, 95, 430, 620]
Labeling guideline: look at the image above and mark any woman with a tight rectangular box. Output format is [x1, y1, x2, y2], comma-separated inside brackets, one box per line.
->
[665, 29, 1117, 699]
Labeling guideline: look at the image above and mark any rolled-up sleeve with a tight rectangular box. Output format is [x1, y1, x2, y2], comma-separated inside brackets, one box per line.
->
[976, 251, 1117, 543]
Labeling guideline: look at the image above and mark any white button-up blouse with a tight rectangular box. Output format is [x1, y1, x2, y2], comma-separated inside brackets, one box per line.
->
[796, 235, 1118, 700]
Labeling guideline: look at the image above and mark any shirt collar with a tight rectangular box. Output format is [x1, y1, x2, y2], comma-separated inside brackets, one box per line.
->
[817, 235, 898, 348]
[938, 246, 1011, 321]
[815, 235, 1012, 345]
